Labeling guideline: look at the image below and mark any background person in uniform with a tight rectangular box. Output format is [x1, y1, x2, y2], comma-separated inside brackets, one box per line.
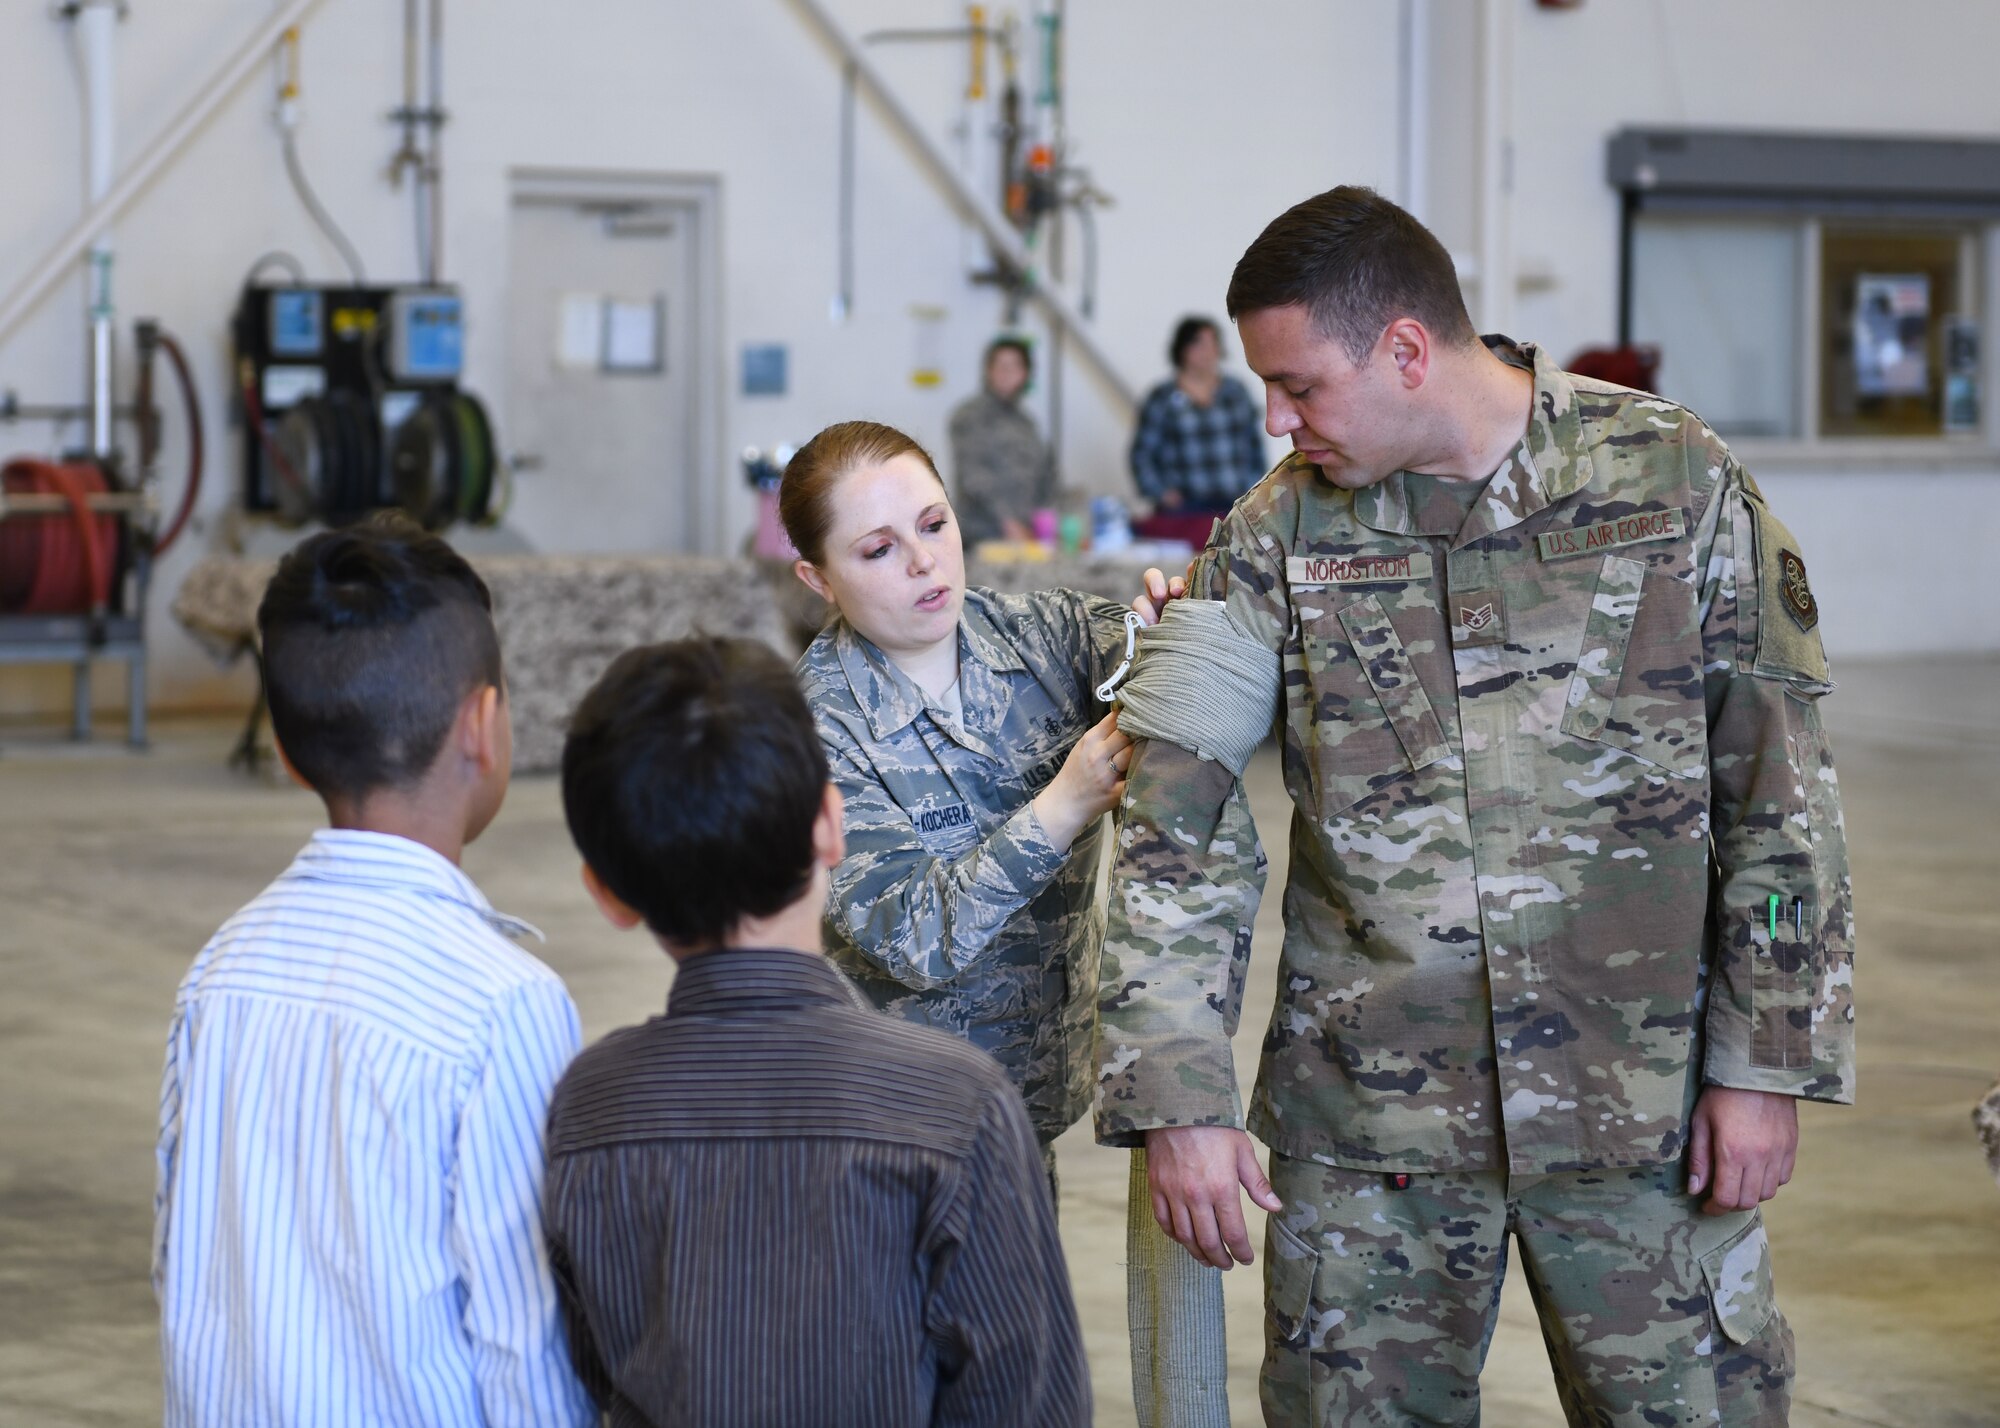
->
[1129, 315, 1268, 520]
[785, 419, 1131, 1178]
[1102, 187, 1856, 1426]
[545, 636, 1089, 1428]
[949, 335, 1056, 545]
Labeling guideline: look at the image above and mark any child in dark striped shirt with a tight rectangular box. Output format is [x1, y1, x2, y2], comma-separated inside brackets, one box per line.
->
[547, 636, 1090, 1428]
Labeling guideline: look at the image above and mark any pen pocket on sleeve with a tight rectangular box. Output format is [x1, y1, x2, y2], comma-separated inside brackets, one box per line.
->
[1749, 899, 1815, 1072]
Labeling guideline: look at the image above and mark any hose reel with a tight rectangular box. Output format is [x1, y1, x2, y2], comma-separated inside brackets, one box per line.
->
[389, 389, 497, 530]
[0, 460, 120, 615]
[267, 387, 496, 530]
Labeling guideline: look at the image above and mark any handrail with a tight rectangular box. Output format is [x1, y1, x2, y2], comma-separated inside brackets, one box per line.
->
[0, 0, 329, 352]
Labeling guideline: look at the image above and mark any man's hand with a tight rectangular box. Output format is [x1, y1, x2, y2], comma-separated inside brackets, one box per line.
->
[1145, 1125, 1284, 1269]
[1687, 1086, 1798, 1214]
[1130, 567, 1190, 626]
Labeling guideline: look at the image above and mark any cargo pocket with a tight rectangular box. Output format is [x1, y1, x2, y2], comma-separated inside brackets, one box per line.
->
[1295, 593, 1449, 817]
[1701, 1216, 1778, 1347]
[1266, 1217, 1321, 1345]
[1561, 554, 1706, 778]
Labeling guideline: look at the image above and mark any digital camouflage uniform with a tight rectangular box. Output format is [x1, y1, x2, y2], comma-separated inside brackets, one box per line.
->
[949, 389, 1058, 544]
[800, 585, 1128, 1143]
[1096, 340, 1856, 1426]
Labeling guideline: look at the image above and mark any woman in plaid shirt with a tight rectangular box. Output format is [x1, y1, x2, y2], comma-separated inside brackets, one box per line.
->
[1129, 316, 1271, 516]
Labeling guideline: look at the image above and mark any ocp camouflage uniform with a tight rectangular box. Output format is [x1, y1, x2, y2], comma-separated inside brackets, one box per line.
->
[1096, 340, 1855, 1426]
[800, 585, 1128, 1143]
[950, 389, 1058, 544]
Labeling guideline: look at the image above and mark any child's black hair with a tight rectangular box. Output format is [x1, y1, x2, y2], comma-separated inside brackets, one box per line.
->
[257, 513, 502, 802]
[561, 637, 828, 949]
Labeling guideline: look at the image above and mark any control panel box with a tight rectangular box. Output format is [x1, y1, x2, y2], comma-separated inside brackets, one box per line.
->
[232, 283, 466, 513]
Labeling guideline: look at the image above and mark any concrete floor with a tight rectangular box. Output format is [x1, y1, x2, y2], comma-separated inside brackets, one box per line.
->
[2, 658, 1996, 1426]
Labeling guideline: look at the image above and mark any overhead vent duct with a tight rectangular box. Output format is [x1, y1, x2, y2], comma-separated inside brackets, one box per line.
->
[1608, 126, 2000, 220]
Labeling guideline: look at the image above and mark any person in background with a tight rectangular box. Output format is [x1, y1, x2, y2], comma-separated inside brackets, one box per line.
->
[949, 334, 1056, 544]
[1129, 315, 1268, 522]
[545, 636, 1088, 1427]
[785, 419, 1127, 1176]
[154, 517, 593, 1428]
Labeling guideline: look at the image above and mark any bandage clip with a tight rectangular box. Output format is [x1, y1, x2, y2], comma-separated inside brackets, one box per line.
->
[1095, 609, 1146, 703]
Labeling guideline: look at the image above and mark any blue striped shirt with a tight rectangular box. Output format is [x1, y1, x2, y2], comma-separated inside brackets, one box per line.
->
[153, 829, 595, 1428]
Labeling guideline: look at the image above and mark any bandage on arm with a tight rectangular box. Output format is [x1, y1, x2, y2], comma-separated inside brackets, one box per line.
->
[1113, 595, 1281, 775]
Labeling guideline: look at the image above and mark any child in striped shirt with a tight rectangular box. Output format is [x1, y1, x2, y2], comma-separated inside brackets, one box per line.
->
[153, 517, 593, 1428]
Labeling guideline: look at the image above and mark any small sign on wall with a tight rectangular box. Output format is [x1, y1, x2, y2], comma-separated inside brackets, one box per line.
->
[742, 343, 788, 397]
[1945, 317, 1980, 433]
[554, 293, 666, 374]
[556, 293, 603, 370]
[604, 298, 665, 374]
[1852, 273, 1929, 398]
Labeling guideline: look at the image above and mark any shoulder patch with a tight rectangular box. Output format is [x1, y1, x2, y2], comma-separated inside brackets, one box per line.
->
[1748, 495, 1830, 686]
[1776, 548, 1818, 632]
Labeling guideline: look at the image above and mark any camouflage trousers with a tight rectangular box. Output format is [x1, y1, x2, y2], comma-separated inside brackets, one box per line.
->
[1261, 1153, 1793, 1427]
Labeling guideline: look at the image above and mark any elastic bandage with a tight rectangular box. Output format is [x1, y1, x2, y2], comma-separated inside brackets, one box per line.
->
[1113, 599, 1278, 777]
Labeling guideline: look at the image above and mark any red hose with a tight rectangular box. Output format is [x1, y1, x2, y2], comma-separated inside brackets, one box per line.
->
[151, 329, 204, 558]
[0, 459, 116, 614]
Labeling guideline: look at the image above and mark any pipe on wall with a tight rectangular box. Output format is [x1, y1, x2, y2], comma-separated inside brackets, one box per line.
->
[0, 0, 329, 355]
[1476, 0, 1515, 335]
[788, 0, 1136, 416]
[77, 0, 120, 459]
[1398, 0, 1430, 225]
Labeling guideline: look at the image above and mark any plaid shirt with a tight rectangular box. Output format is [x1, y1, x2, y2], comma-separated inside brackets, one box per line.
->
[1128, 375, 1268, 509]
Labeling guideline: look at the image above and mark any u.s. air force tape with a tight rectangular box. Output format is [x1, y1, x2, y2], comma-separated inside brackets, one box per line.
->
[1535, 508, 1684, 560]
[1287, 551, 1432, 586]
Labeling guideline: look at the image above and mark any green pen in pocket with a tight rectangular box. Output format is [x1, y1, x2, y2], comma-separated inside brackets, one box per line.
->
[1768, 893, 1780, 940]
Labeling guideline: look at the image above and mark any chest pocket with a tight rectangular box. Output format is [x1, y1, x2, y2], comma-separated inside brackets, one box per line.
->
[1296, 593, 1452, 818]
[1560, 553, 1707, 777]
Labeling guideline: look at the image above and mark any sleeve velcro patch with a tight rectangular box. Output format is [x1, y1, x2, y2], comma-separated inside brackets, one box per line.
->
[1749, 496, 1830, 687]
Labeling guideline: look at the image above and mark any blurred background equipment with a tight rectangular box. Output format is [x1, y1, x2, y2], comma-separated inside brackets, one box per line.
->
[232, 280, 499, 530]
[233, 17, 499, 535]
[0, 3, 206, 746]
[1564, 344, 1660, 394]
[812, 0, 1130, 471]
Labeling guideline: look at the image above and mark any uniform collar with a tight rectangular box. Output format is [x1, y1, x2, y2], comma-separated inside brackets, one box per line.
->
[833, 591, 1027, 744]
[284, 829, 544, 942]
[1354, 337, 1596, 547]
[665, 947, 865, 1017]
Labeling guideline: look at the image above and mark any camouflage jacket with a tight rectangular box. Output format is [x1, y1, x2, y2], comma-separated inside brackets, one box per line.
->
[949, 389, 1058, 544]
[800, 585, 1130, 1140]
[1095, 341, 1856, 1177]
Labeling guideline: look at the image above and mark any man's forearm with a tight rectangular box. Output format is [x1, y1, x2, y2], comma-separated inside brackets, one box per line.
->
[1096, 742, 1259, 1145]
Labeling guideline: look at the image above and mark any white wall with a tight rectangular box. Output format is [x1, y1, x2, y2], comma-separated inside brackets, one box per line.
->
[0, 0, 1391, 716]
[3, 0, 1995, 721]
[1497, 0, 2000, 658]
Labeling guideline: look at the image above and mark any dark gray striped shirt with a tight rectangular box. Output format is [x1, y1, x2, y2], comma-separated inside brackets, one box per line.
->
[543, 948, 1090, 1428]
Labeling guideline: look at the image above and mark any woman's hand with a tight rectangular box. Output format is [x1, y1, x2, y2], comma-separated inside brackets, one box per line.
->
[1130, 567, 1189, 626]
[1031, 710, 1134, 851]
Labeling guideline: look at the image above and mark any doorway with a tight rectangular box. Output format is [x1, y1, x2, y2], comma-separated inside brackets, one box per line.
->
[504, 170, 723, 554]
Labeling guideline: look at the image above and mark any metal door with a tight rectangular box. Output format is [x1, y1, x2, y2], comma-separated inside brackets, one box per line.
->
[504, 196, 698, 553]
